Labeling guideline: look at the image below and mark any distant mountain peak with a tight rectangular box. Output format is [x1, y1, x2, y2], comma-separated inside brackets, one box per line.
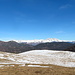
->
[2, 38, 73, 46]
[13, 38, 62, 43]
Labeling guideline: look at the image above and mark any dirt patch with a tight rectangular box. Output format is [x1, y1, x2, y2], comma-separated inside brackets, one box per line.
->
[0, 64, 75, 75]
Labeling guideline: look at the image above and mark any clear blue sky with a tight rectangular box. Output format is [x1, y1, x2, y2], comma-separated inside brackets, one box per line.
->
[0, 0, 75, 41]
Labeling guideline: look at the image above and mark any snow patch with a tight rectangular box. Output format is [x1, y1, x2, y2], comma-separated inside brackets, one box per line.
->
[27, 65, 49, 68]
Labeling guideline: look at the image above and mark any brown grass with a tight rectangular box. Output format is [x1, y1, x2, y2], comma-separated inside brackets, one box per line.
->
[0, 64, 75, 75]
[0, 59, 13, 62]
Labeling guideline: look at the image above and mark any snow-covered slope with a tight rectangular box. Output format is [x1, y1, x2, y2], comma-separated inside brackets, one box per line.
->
[16, 50, 75, 67]
[0, 50, 75, 67]
[0, 52, 16, 64]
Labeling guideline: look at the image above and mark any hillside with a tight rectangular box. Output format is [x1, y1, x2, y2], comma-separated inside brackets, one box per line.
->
[0, 41, 75, 53]
[0, 50, 75, 75]
[0, 50, 75, 67]
[0, 41, 34, 53]
[34, 42, 75, 50]
[64, 45, 75, 52]
[0, 64, 75, 75]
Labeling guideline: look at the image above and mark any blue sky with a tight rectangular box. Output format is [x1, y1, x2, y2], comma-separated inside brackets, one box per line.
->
[0, 0, 75, 41]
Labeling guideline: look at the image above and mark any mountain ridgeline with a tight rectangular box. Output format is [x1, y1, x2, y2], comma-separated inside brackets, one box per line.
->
[0, 41, 34, 53]
[34, 42, 75, 50]
[0, 41, 75, 53]
[64, 45, 75, 52]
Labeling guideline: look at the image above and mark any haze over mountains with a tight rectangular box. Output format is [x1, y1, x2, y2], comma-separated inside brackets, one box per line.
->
[0, 38, 75, 53]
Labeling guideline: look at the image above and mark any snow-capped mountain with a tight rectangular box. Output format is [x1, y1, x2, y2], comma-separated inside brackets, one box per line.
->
[13, 38, 63, 45]
[12, 38, 73, 46]
[13, 38, 62, 43]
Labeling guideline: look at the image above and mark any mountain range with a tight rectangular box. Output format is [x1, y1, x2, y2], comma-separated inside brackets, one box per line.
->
[0, 38, 75, 53]
[13, 38, 73, 45]
[34, 42, 75, 50]
[0, 38, 75, 68]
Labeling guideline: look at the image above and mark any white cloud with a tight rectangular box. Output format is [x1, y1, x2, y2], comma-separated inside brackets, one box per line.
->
[59, 4, 72, 9]
[55, 31, 64, 34]
[72, 22, 75, 24]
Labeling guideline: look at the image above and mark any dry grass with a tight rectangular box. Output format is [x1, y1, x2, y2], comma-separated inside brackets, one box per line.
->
[0, 59, 13, 62]
[0, 64, 75, 75]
